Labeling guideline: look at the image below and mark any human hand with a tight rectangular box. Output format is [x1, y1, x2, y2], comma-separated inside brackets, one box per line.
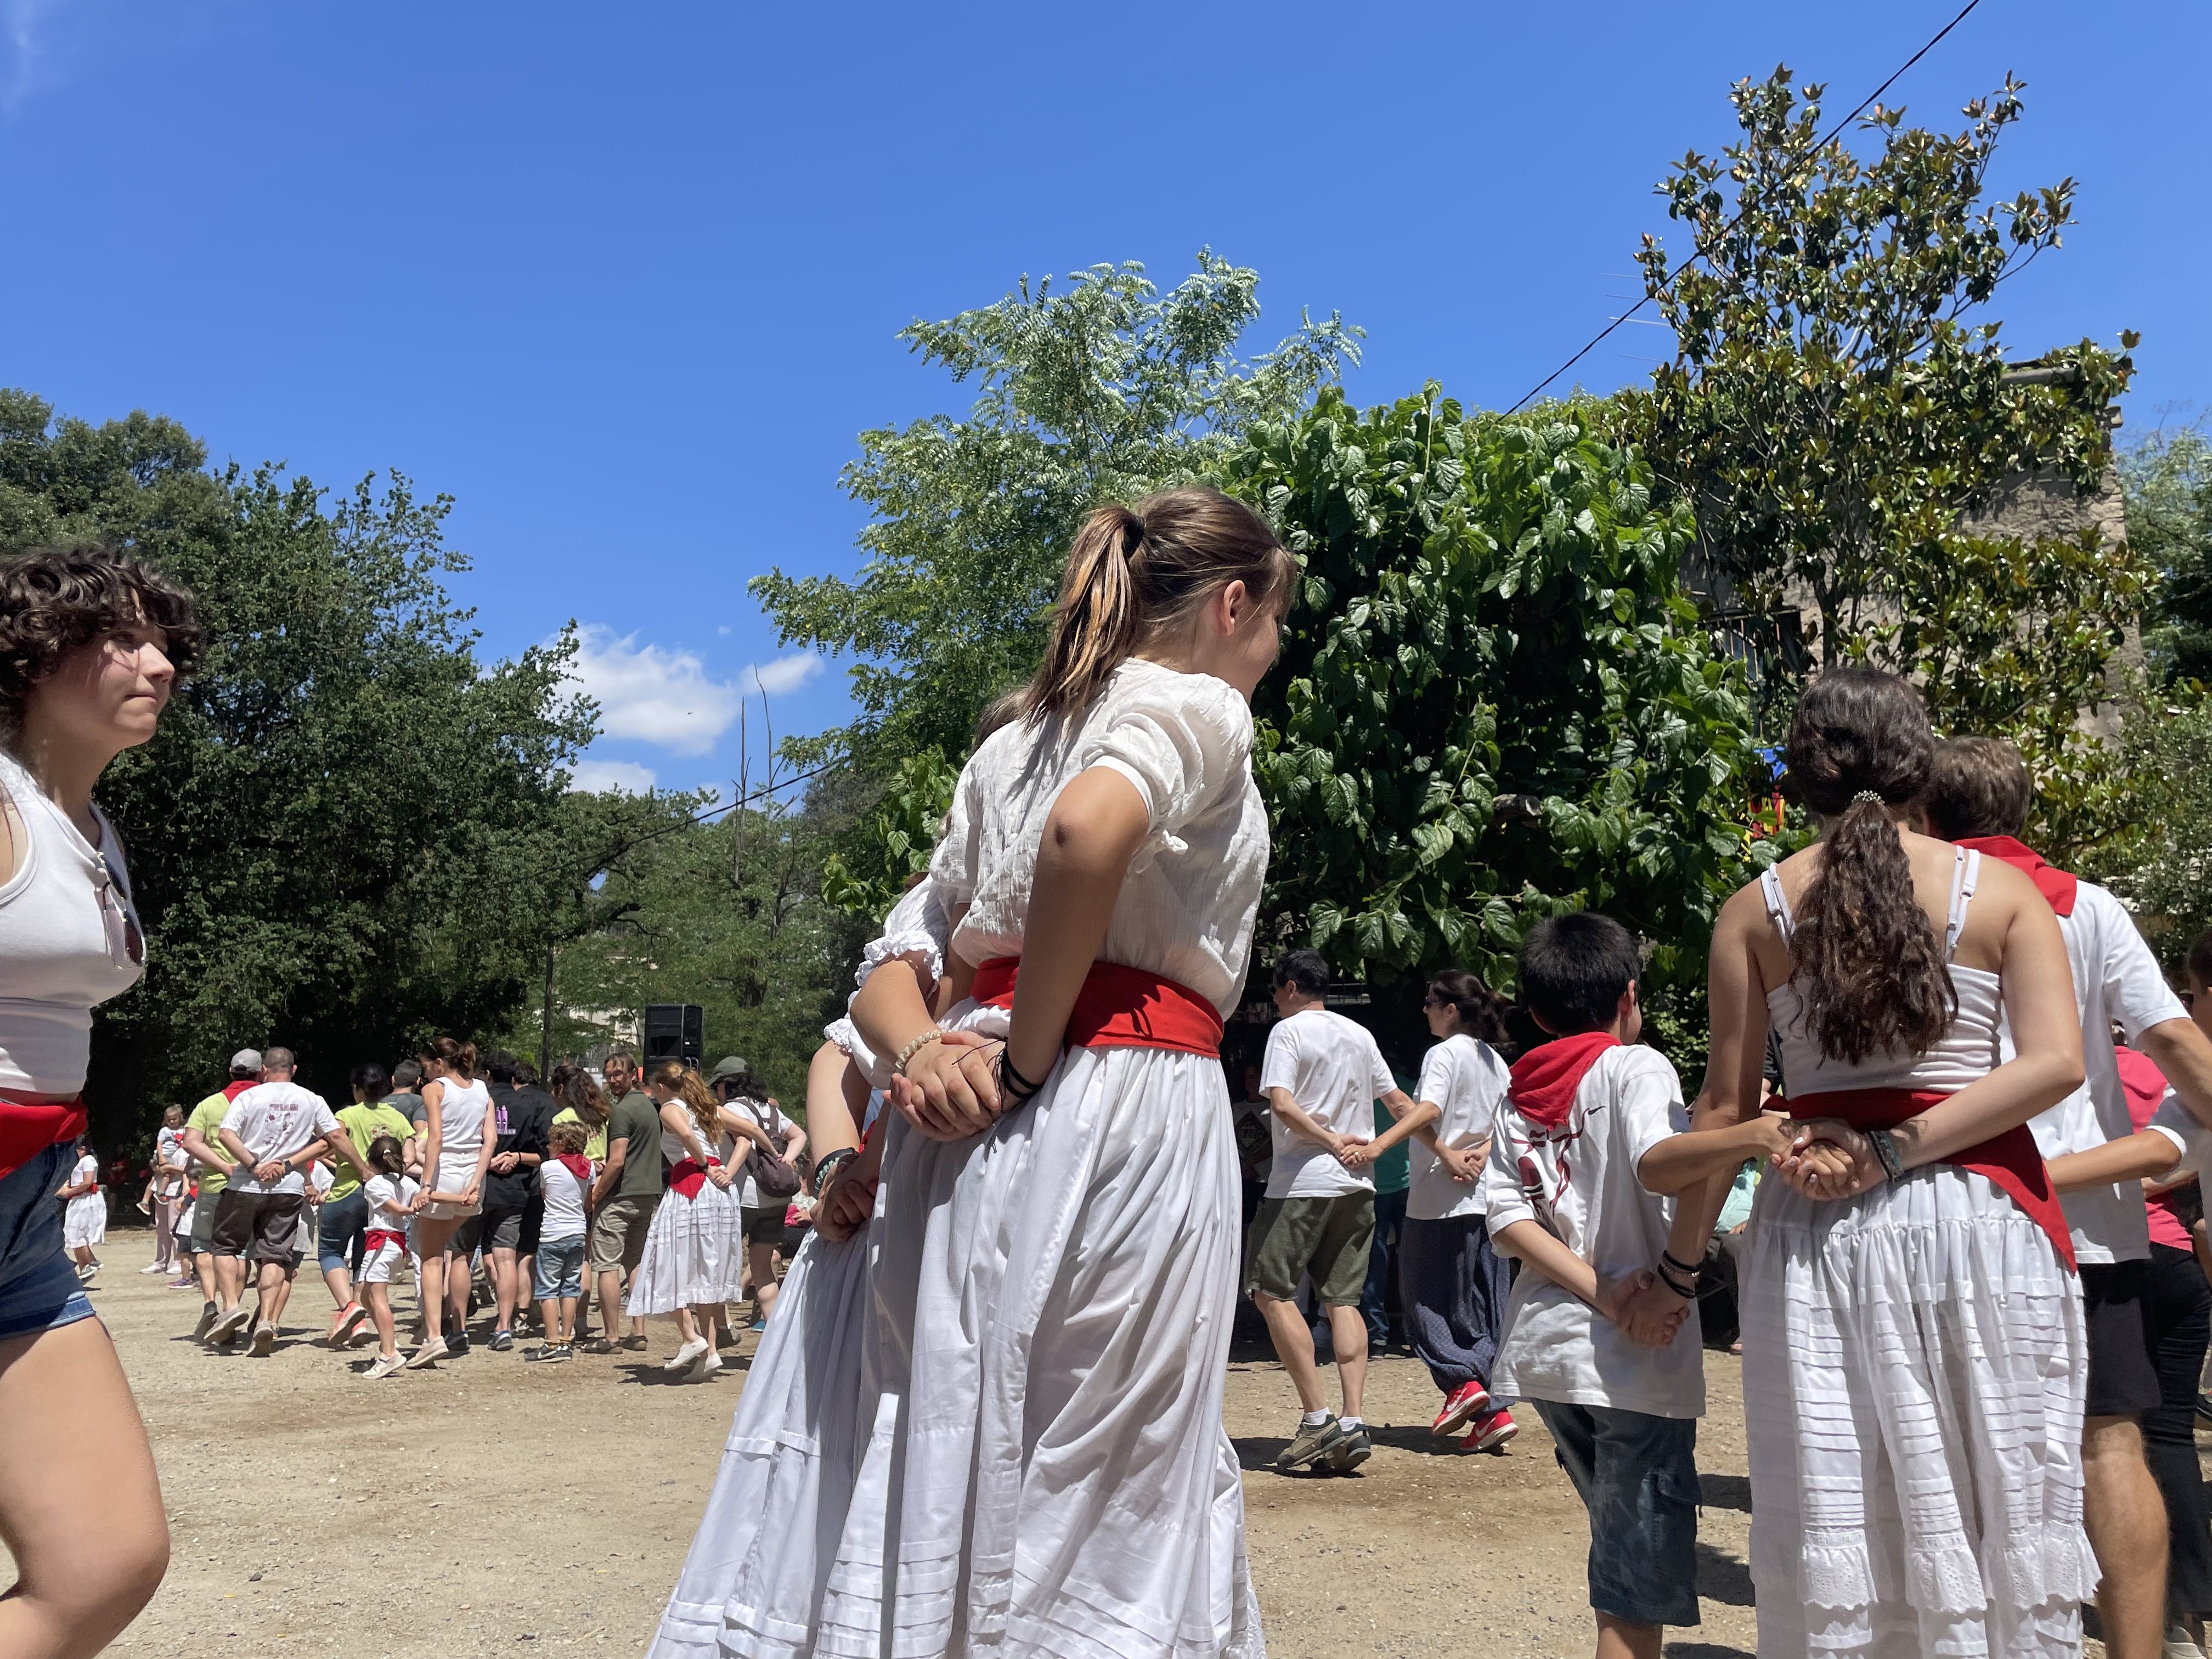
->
[1616, 1271, 1694, 1346]
[1777, 1120, 1881, 1201]
[814, 1164, 879, 1242]
[1336, 1136, 1375, 1170]
[253, 1160, 285, 1184]
[1440, 1144, 1485, 1183]
[893, 1032, 1004, 1142]
[707, 1163, 735, 1190]
[460, 1180, 482, 1207]
[490, 1153, 518, 1175]
[1743, 1108, 1798, 1163]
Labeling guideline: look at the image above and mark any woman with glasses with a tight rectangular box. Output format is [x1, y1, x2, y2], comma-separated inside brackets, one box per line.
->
[0, 544, 192, 1657]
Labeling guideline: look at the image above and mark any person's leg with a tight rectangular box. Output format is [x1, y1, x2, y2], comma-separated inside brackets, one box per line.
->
[555, 1293, 577, 1344]
[2086, 1414, 2172, 1659]
[190, 1199, 221, 1309]
[1359, 1188, 1405, 1353]
[1593, 1616, 1662, 1659]
[317, 1187, 364, 1318]
[490, 1245, 521, 1333]
[750, 1239, 780, 1323]
[208, 1192, 253, 1314]
[1317, 1193, 1377, 1419]
[1578, 1407, 1699, 1659]
[0, 1320, 169, 1659]
[364, 1283, 396, 1359]
[2144, 1243, 2212, 1640]
[413, 1218, 457, 1341]
[253, 1257, 290, 1329]
[1325, 1304, 1369, 1419]
[1255, 1294, 1327, 1410]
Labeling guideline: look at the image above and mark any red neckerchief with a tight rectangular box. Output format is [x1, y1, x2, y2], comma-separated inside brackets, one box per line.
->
[223, 1079, 256, 1102]
[1506, 1031, 1621, 1131]
[1953, 835, 2078, 918]
[555, 1153, 594, 1184]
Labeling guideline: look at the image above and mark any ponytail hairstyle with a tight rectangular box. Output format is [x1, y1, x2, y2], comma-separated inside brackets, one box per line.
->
[1783, 668, 1954, 1064]
[1426, 969, 1511, 1046]
[366, 1135, 406, 1177]
[426, 1036, 477, 1080]
[1020, 486, 1293, 724]
[648, 1060, 721, 1142]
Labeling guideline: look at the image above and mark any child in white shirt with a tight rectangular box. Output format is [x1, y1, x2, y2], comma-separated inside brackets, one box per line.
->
[358, 1137, 420, 1378]
[528, 1120, 594, 1362]
[1482, 912, 1784, 1659]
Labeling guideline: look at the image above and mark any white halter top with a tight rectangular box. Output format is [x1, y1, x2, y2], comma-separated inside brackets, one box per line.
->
[1761, 847, 2004, 1096]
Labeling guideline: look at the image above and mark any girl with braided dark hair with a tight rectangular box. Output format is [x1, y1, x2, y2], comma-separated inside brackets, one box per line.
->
[1696, 667, 2093, 1656]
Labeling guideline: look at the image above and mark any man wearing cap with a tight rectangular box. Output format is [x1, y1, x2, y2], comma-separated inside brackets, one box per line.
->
[710, 1057, 806, 1329]
[179, 1048, 263, 1341]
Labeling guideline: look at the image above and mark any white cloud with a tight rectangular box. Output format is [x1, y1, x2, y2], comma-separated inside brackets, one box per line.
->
[568, 758, 658, 795]
[717, 625, 731, 636]
[745, 653, 823, 697]
[567, 624, 741, 757]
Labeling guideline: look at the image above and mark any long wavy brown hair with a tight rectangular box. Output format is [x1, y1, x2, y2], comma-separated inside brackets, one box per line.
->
[1784, 668, 1955, 1064]
[647, 1060, 721, 1142]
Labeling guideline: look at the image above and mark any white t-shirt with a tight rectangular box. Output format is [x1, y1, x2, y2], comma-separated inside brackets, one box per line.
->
[291, 1161, 334, 1252]
[2017, 880, 2192, 1265]
[538, 1159, 590, 1242]
[1407, 1034, 1510, 1221]
[65, 1153, 98, 1203]
[221, 1080, 342, 1196]
[729, 1101, 792, 1209]
[156, 1126, 188, 1171]
[363, 1173, 419, 1232]
[1260, 1008, 1396, 1200]
[1481, 1043, 1702, 1419]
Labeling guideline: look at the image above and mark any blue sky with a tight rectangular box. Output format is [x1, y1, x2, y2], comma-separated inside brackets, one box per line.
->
[3, 1, 2200, 798]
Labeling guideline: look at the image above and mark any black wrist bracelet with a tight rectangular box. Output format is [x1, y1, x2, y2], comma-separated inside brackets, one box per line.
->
[1660, 1250, 1701, 1278]
[997, 1049, 1046, 1105]
[1656, 1262, 1699, 1298]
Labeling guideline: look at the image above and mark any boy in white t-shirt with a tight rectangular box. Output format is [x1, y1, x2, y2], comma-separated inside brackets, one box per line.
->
[1246, 950, 1420, 1475]
[527, 1119, 594, 1363]
[1483, 913, 1785, 1659]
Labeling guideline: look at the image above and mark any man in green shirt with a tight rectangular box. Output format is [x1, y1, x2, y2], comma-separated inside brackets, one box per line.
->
[315, 1060, 419, 1346]
[587, 1049, 663, 1353]
[180, 1049, 263, 1338]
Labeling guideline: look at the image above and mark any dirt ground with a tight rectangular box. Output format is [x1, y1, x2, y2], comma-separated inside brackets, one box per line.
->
[74, 1227, 2101, 1658]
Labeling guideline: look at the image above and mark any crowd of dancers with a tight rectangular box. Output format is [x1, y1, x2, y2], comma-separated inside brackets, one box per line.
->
[10, 499, 2212, 1659]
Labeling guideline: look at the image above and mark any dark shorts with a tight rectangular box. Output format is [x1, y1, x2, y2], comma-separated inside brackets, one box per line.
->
[518, 1195, 543, 1258]
[211, 1188, 307, 1265]
[1531, 1400, 1701, 1629]
[2082, 1257, 2163, 1419]
[740, 1205, 786, 1247]
[447, 1212, 484, 1256]
[0, 1142, 95, 1341]
[1245, 1192, 1374, 1305]
[479, 1203, 528, 1253]
[189, 1188, 224, 1252]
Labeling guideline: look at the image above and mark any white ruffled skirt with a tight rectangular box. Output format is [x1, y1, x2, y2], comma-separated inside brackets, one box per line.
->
[1742, 1164, 2092, 1658]
[63, 1192, 106, 1249]
[651, 1017, 1263, 1659]
[630, 1177, 741, 1316]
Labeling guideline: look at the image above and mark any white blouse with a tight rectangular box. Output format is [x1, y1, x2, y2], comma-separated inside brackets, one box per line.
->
[929, 658, 1269, 1018]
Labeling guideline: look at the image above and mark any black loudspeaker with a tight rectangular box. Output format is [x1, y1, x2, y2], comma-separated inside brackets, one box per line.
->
[642, 1003, 704, 1069]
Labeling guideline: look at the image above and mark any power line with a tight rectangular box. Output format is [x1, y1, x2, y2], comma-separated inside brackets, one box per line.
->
[1504, 0, 1989, 414]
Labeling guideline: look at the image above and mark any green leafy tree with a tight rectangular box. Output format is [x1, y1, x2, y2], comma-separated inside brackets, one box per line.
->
[1629, 68, 2146, 855]
[819, 748, 959, 919]
[753, 252, 1360, 774]
[2128, 425, 2212, 684]
[1224, 388, 1776, 1065]
[0, 390, 594, 1143]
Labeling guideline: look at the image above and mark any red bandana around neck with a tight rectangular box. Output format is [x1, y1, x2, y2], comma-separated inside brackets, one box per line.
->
[1953, 835, 2078, 917]
[555, 1153, 594, 1184]
[1506, 1031, 1622, 1130]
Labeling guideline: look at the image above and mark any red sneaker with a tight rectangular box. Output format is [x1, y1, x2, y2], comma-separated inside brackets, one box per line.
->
[1461, 1406, 1519, 1452]
[1430, 1379, 1490, 1436]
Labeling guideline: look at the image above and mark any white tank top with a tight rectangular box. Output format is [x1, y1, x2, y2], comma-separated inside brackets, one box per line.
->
[0, 752, 144, 1094]
[1761, 848, 2004, 1096]
[431, 1076, 491, 1158]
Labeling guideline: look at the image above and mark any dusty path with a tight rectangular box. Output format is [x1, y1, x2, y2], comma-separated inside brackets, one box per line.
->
[75, 1236, 2087, 1658]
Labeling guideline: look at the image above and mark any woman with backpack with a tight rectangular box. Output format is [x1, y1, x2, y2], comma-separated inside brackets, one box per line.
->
[706, 1057, 806, 1328]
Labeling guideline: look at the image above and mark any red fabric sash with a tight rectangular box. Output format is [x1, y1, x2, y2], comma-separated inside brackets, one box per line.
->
[1953, 835, 2078, 918]
[1790, 1085, 2075, 1270]
[1506, 1032, 1622, 1131]
[970, 956, 1223, 1057]
[554, 1153, 594, 1184]
[668, 1156, 720, 1200]
[364, 1228, 407, 1254]
[0, 1095, 86, 1182]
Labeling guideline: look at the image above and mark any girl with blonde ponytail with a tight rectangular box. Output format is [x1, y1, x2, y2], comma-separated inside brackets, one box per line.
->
[626, 1062, 740, 1381]
[1693, 667, 2094, 1656]
[651, 485, 1290, 1659]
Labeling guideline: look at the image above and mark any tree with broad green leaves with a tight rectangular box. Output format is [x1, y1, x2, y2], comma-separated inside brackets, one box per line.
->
[751, 251, 1361, 777]
[1627, 67, 2147, 859]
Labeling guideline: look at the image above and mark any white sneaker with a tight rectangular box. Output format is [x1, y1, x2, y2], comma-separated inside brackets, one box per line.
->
[140, 1262, 169, 1274]
[250, 1321, 276, 1357]
[404, 1336, 448, 1370]
[365, 1353, 407, 1380]
[663, 1336, 709, 1374]
[210, 1305, 251, 1344]
[690, 1349, 723, 1382]
[2166, 1624, 2207, 1659]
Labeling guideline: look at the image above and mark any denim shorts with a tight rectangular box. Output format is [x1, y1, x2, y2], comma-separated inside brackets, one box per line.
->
[317, 1185, 369, 1276]
[0, 1141, 96, 1342]
[533, 1234, 586, 1300]
[1531, 1399, 1701, 1629]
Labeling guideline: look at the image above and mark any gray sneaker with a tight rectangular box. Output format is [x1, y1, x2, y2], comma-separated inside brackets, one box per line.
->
[1276, 1414, 1347, 1472]
[1323, 1424, 1373, 1474]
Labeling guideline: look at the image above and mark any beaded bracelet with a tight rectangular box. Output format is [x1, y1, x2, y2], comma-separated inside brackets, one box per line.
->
[893, 1027, 947, 1076]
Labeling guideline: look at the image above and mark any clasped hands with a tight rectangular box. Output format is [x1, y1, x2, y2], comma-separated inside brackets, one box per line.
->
[889, 1030, 1011, 1143]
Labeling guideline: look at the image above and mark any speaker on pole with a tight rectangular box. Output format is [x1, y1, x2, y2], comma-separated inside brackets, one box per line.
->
[642, 1003, 704, 1069]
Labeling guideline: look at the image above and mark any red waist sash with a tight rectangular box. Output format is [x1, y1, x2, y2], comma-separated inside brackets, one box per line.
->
[364, 1228, 407, 1254]
[970, 957, 1223, 1057]
[668, 1156, 720, 1200]
[1790, 1087, 2075, 1271]
[0, 1095, 86, 1182]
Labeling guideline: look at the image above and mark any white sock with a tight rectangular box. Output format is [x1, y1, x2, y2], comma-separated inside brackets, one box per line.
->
[1340, 1416, 1363, 1431]
[1301, 1409, 1330, 1427]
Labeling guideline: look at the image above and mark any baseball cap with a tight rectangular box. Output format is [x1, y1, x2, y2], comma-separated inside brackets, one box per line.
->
[229, 1048, 263, 1071]
[707, 1056, 751, 1084]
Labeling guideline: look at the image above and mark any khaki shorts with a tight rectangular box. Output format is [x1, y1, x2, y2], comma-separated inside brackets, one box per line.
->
[189, 1189, 224, 1252]
[1245, 1192, 1375, 1306]
[211, 1189, 306, 1265]
[588, 1193, 660, 1276]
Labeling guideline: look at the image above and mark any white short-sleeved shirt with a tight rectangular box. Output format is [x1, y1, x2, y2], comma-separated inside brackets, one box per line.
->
[1481, 1043, 1702, 1419]
[363, 1173, 419, 1231]
[2016, 880, 2193, 1264]
[156, 1126, 188, 1171]
[1408, 1034, 1510, 1221]
[1260, 1008, 1395, 1200]
[291, 1161, 333, 1251]
[932, 659, 1268, 1020]
[221, 1080, 342, 1196]
[538, 1159, 591, 1242]
[65, 1153, 98, 1200]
